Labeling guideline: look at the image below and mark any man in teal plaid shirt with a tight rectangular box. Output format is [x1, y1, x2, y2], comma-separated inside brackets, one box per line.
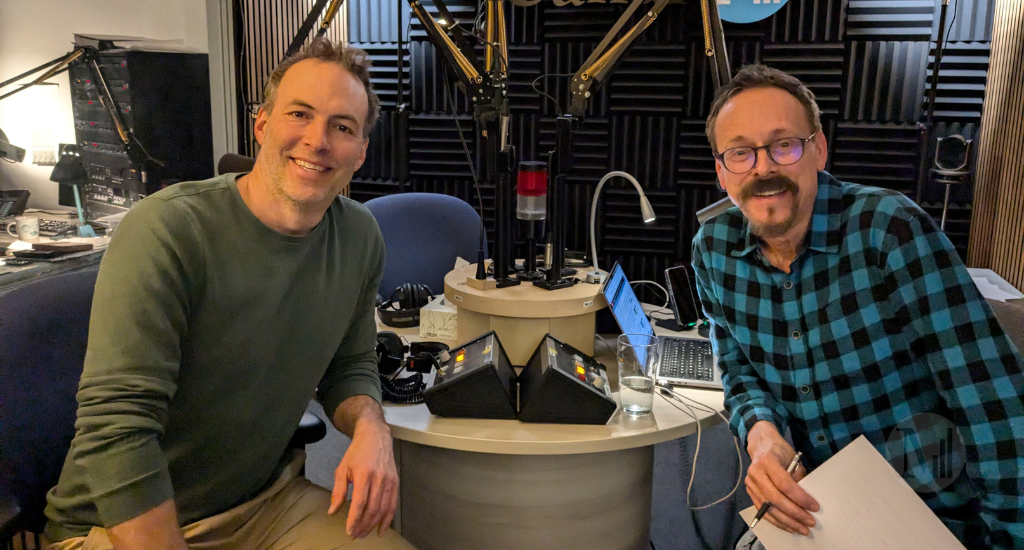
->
[692, 64, 1023, 549]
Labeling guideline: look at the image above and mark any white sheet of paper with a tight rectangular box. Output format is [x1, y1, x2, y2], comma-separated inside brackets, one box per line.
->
[739, 436, 966, 550]
[973, 278, 1020, 302]
[968, 267, 1024, 302]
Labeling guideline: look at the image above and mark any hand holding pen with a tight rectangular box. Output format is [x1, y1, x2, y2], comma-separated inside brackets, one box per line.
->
[744, 421, 820, 536]
[749, 452, 803, 529]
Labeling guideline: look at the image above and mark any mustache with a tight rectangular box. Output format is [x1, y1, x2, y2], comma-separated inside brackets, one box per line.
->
[740, 175, 799, 201]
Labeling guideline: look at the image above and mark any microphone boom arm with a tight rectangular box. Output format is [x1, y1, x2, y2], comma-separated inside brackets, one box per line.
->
[408, 0, 520, 287]
[569, 0, 671, 118]
[408, 0, 486, 88]
[0, 48, 85, 102]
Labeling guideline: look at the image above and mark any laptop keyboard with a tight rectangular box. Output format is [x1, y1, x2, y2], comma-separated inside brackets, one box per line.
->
[39, 218, 77, 236]
[658, 338, 715, 381]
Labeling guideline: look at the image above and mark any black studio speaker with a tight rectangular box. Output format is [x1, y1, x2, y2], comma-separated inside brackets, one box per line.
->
[518, 335, 617, 425]
[423, 329, 520, 419]
[423, 331, 518, 420]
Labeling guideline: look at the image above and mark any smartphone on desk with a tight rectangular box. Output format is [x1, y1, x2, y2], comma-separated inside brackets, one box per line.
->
[664, 265, 701, 329]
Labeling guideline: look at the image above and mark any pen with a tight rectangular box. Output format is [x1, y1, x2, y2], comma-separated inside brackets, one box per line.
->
[749, 451, 803, 529]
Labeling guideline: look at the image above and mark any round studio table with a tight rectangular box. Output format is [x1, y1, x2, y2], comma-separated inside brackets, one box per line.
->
[377, 314, 725, 550]
[442, 263, 606, 365]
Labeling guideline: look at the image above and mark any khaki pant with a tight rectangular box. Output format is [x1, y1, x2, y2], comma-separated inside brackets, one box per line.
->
[47, 452, 416, 550]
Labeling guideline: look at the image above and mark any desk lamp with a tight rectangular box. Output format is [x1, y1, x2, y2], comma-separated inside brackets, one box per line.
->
[587, 171, 656, 284]
[49, 146, 97, 238]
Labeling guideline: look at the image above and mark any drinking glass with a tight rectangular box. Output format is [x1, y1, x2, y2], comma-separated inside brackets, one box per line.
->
[616, 333, 658, 415]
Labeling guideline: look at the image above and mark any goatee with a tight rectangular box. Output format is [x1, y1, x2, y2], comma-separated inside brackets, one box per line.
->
[741, 175, 800, 238]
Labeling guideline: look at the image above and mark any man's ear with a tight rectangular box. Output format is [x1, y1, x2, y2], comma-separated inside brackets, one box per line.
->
[714, 158, 727, 191]
[813, 130, 828, 171]
[354, 138, 369, 172]
[253, 107, 269, 145]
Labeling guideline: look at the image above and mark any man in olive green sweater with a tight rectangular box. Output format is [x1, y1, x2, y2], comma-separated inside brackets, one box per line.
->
[43, 39, 414, 550]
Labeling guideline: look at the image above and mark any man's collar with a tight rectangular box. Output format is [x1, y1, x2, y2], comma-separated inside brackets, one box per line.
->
[729, 171, 842, 258]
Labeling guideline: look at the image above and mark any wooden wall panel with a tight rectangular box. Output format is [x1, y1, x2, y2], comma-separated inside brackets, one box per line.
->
[967, 0, 1024, 290]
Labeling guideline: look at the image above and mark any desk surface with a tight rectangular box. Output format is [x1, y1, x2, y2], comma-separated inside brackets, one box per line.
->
[378, 306, 725, 455]
[1, 211, 108, 293]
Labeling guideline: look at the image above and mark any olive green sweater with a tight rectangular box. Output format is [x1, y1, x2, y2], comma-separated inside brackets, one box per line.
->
[44, 174, 384, 540]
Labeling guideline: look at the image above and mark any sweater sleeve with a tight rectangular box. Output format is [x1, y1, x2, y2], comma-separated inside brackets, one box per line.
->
[71, 197, 199, 527]
[317, 219, 387, 420]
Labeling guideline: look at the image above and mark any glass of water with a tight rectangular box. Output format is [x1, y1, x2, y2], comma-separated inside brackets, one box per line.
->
[616, 333, 658, 415]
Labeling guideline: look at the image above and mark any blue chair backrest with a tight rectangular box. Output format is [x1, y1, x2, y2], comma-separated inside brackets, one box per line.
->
[364, 193, 484, 298]
[0, 267, 98, 533]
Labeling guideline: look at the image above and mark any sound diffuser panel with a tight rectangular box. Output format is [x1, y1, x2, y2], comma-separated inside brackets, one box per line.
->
[845, 0, 935, 41]
[352, 43, 410, 109]
[844, 41, 929, 123]
[767, 0, 846, 43]
[762, 43, 846, 118]
[608, 45, 688, 115]
[829, 122, 922, 197]
[923, 42, 989, 121]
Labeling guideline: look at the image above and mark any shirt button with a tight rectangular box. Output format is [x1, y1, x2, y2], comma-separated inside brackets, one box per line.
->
[816, 434, 827, 444]
[784, 280, 793, 289]
[792, 330, 801, 340]
[800, 385, 810, 395]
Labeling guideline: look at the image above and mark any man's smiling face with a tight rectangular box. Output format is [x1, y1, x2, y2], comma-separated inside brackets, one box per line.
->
[712, 86, 827, 239]
[253, 58, 369, 208]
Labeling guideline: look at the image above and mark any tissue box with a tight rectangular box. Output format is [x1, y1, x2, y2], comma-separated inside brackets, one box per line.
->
[419, 295, 457, 341]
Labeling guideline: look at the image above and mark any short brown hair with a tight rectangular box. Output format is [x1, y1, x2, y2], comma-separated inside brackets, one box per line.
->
[262, 38, 380, 139]
[705, 64, 821, 153]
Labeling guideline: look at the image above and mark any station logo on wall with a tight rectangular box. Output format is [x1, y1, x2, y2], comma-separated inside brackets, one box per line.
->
[509, 0, 789, 23]
[716, 0, 790, 23]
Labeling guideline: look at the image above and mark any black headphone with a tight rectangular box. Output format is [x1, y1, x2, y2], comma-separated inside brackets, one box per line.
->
[377, 283, 434, 328]
[375, 331, 450, 403]
[375, 331, 408, 376]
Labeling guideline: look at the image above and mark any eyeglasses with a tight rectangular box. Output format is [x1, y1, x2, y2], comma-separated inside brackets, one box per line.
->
[714, 132, 818, 174]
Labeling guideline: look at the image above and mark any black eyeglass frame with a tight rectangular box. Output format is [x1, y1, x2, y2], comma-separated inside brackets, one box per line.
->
[713, 131, 819, 174]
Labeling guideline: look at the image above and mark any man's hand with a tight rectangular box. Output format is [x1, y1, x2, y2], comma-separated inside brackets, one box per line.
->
[329, 395, 399, 538]
[745, 420, 820, 535]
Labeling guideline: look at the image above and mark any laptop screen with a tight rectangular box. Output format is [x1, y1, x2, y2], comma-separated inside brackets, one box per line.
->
[601, 263, 656, 365]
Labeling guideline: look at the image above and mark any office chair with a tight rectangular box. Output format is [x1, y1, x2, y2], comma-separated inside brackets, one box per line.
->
[0, 268, 326, 549]
[364, 192, 485, 298]
[0, 268, 99, 549]
[218, 153, 257, 175]
[930, 134, 973, 231]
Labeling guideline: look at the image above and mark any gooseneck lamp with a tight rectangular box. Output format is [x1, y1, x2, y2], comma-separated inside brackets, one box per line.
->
[588, 171, 656, 284]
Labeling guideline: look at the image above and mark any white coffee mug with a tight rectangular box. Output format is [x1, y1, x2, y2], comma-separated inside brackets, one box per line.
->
[6, 216, 40, 242]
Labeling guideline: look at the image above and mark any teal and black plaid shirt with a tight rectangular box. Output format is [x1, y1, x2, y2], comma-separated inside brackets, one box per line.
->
[693, 171, 1023, 549]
